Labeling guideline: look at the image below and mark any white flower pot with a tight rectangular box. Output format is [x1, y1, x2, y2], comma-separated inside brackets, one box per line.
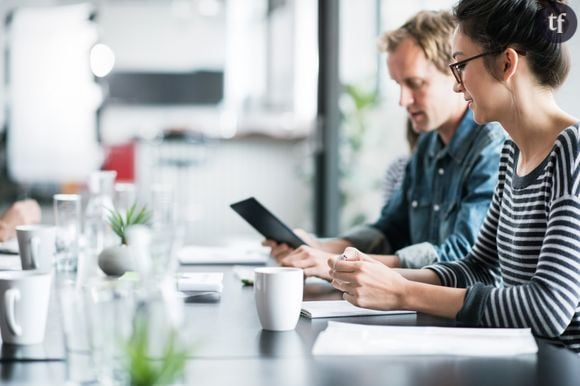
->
[98, 244, 133, 277]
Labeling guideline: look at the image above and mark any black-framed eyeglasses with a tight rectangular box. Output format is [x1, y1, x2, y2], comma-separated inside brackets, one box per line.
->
[449, 49, 527, 85]
[449, 51, 502, 85]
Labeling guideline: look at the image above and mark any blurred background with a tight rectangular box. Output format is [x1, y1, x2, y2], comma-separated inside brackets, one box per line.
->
[0, 0, 578, 245]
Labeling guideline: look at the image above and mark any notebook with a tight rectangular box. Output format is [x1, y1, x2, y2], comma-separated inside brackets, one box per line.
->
[301, 300, 416, 319]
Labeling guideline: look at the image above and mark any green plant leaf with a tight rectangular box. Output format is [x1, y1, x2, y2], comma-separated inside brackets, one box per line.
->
[127, 314, 188, 386]
[107, 203, 153, 246]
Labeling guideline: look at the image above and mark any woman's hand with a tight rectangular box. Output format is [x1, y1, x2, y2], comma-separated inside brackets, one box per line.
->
[328, 247, 409, 310]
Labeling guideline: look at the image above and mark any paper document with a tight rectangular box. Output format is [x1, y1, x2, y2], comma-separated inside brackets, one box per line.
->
[301, 300, 416, 319]
[312, 322, 538, 356]
[177, 272, 224, 292]
[178, 245, 269, 265]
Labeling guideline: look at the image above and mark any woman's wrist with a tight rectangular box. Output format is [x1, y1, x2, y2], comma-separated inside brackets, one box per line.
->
[401, 279, 466, 319]
[400, 278, 419, 311]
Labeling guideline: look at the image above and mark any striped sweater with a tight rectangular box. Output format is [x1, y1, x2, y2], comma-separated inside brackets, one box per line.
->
[428, 124, 580, 353]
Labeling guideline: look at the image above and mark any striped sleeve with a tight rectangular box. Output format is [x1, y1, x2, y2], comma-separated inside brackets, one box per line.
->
[430, 127, 580, 344]
[480, 128, 580, 338]
[482, 194, 580, 337]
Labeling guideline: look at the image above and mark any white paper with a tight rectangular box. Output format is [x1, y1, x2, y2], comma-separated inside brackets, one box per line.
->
[313, 322, 538, 356]
[176, 272, 224, 292]
[177, 245, 269, 265]
[301, 300, 416, 319]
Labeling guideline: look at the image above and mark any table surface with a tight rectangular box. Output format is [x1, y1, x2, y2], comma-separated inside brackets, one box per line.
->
[1, 263, 579, 386]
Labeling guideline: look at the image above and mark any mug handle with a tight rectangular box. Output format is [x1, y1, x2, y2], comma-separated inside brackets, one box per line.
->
[4, 289, 22, 336]
[29, 236, 40, 269]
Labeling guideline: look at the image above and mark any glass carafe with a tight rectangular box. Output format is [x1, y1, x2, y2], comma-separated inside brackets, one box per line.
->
[84, 170, 117, 256]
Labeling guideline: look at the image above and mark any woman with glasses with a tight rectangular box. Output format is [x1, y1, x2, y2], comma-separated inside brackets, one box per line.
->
[329, 0, 580, 353]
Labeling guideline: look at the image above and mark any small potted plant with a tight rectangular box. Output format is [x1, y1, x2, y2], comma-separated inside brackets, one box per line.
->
[98, 204, 152, 277]
[127, 313, 188, 386]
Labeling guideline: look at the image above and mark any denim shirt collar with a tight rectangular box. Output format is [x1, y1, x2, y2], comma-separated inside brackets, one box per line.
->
[427, 109, 479, 163]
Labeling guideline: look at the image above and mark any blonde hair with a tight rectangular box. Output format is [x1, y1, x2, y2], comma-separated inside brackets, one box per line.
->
[377, 10, 456, 74]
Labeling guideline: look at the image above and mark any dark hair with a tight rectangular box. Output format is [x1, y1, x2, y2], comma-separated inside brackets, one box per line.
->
[454, 0, 570, 88]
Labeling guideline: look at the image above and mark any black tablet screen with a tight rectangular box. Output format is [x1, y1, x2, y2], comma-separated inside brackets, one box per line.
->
[230, 197, 307, 249]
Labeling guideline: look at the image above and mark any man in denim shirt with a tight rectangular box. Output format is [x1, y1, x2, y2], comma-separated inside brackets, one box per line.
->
[341, 108, 503, 268]
[265, 10, 505, 277]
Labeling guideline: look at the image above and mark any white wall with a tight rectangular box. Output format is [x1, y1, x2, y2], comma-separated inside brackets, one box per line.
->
[137, 136, 313, 245]
[99, 2, 226, 72]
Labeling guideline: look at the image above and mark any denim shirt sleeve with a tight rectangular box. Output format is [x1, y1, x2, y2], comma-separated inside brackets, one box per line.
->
[426, 130, 505, 264]
[395, 242, 439, 268]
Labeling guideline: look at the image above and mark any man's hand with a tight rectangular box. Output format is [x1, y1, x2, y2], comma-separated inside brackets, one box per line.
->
[279, 245, 337, 280]
[262, 229, 322, 263]
[0, 199, 42, 242]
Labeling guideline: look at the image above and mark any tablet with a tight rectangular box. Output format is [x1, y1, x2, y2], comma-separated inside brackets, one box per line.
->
[230, 197, 307, 249]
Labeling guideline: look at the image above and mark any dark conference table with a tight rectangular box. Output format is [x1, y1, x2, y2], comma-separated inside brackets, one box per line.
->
[1, 265, 579, 386]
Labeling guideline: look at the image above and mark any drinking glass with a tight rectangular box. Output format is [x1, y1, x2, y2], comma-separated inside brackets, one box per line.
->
[84, 171, 116, 256]
[114, 182, 136, 214]
[57, 279, 96, 385]
[54, 194, 82, 272]
[150, 184, 176, 228]
[84, 279, 135, 386]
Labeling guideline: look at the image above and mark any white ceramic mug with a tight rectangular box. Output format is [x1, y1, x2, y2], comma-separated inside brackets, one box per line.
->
[254, 267, 304, 331]
[0, 270, 52, 345]
[16, 225, 56, 272]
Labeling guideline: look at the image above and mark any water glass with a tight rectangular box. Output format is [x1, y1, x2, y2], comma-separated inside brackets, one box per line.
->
[57, 279, 96, 385]
[84, 279, 135, 386]
[59, 280, 90, 353]
[114, 182, 136, 213]
[150, 224, 184, 279]
[150, 184, 176, 228]
[54, 194, 82, 272]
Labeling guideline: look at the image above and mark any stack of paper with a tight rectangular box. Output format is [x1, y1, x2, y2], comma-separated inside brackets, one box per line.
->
[312, 322, 538, 356]
[177, 245, 269, 265]
[301, 300, 415, 319]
